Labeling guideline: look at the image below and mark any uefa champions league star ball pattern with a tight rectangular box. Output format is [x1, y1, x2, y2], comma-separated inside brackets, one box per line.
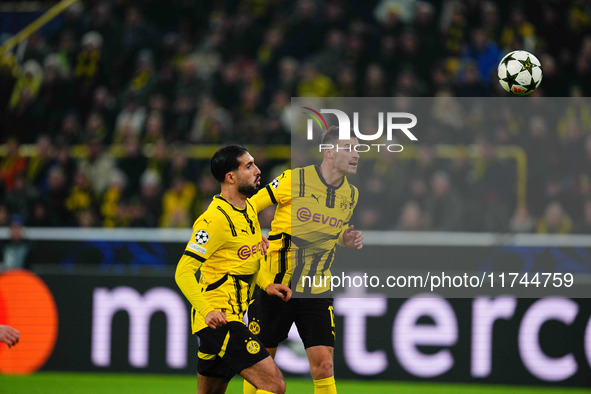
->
[497, 50, 543, 95]
[195, 229, 209, 244]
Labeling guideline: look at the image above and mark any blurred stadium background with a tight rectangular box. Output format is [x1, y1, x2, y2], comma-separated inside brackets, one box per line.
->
[0, 0, 590, 392]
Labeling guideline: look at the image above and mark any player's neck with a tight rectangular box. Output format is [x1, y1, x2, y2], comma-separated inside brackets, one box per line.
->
[219, 186, 247, 210]
[319, 162, 345, 187]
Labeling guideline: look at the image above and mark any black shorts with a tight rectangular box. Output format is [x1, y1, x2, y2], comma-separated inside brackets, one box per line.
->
[196, 321, 269, 380]
[247, 287, 335, 349]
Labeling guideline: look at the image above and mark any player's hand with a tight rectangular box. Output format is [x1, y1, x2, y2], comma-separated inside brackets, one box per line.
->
[0, 325, 20, 348]
[265, 284, 291, 302]
[204, 311, 227, 329]
[261, 235, 269, 255]
[342, 225, 363, 249]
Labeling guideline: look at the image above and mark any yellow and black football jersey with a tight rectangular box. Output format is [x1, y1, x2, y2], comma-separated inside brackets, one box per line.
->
[175, 194, 265, 333]
[250, 165, 358, 294]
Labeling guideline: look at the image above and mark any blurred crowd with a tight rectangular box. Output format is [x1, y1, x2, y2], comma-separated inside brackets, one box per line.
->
[0, 0, 590, 233]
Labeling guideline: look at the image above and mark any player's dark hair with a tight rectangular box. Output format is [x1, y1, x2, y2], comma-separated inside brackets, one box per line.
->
[210, 144, 249, 183]
[321, 125, 341, 146]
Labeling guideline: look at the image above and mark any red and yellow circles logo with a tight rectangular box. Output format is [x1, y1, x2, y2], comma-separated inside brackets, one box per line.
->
[0, 270, 58, 374]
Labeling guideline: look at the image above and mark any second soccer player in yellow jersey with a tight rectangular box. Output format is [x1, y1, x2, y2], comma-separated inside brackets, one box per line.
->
[244, 128, 364, 394]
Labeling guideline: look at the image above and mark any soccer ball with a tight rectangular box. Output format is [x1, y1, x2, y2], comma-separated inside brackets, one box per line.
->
[497, 50, 542, 95]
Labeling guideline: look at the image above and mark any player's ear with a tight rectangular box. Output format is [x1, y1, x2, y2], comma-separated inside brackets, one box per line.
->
[225, 171, 236, 184]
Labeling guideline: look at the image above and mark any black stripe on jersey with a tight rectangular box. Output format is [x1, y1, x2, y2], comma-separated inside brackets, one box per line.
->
[303, 252, 325, 296]
[349, 184, 356, 208]
[317, 246, 336, 275]
[206, 273, 229, 291]
[184, 250, 206, 262]
[267, 233, 283, 241]
[307, 251, 325, 282]
[217, 206, 237, 236]
[265, 185, 277, 204]
[233, 274, 255, 283]
[280, 233, 290, 273]
[233, 276, 242, 315]
[291, 249, 306, 290]
[274, 233, 291, 284]
[299, 168, 305, 197]
[325, 187, 336, 208]
[192, 308, 196, 326]
[244, 201, 257, 234]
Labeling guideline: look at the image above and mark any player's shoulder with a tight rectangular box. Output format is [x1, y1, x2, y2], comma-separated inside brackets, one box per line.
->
[270, 168, 291, 188]
[193, 197, 230, 229]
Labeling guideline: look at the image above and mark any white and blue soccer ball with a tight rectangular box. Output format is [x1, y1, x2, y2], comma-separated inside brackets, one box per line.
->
[497, 50, 543, 95]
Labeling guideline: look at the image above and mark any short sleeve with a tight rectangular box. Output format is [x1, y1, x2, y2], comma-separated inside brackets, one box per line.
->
[250, 170, 291, 211]
[184, 213, 227, 262]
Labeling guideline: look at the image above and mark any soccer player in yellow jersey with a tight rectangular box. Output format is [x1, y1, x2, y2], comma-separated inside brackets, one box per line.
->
[175, 145, 291, 394]
[244, 128, 364, 394]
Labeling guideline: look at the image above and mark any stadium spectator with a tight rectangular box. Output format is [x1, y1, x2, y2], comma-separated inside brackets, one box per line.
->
[189, 96, 232, 144]
[136, 169, 160, 223]
[297, 62, 336, 97]
[29, 199, 50, 227]
[0, 137, 27, 193]
[53, 142, 76, 186]
[160, 176, 196, 228]
[536, 201, 573, 234]
[42, 166, 69, 226]
[38, 54, 72, 134]
[1, 214, 31, 271]
[0, 204, 8, 227]
[396, 200, 431, 231]
[456, 61, 490, 97]
[171, 94, 195, 141]
[574, 200, 591, 233]
[57, 110, 82, 145]
[117, 135, 147, 197]
[89, 86, 117, 135]
[463, 28, 502, 83]
[78, 138, 116, 197]
[26, 134, 54, 190]
[7, 60, 44, 141]
[425, 170, 464, 231]
[74, 31, 105, 106]
[509, 205, 536, 233]
[83, 112, 109, 143]
[125, 50, 157, 104]
[113, 93, 147, 142]
[4, 174, 37, 223]
[77, 207, 98, 228]
[142, 111, 165, 145]
[100, 169, 127, 227]
[0, 54, 18, 113]
[65, 170, 95, 225]
[362, 63, 389, 97]
[499, 7, 537, 52]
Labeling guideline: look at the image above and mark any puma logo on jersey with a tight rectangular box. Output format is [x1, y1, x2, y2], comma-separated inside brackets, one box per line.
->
[311, 194, 320, 203]
[203, 219, 211, 226]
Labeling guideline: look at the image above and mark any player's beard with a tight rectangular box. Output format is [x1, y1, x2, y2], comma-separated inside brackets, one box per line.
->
[238, 178, 260, 197]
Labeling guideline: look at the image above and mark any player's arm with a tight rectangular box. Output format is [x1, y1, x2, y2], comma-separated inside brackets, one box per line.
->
[175, 215, 227, 326]
[338, 185, 363, 249]
[249, 170, 291, 212]
[338, 225, 363, 249]
[255, 270, 291, 301]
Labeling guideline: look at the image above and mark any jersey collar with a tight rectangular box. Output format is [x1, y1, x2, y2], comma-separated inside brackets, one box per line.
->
[314, 164, 345, 190]
[214, 194, 248, 213]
